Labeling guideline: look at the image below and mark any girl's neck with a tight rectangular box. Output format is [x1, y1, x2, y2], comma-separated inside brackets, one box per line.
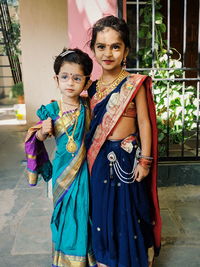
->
[61, 96, 80, 106]
[60, 96, 80, 113]
[101, 67, 123, 84]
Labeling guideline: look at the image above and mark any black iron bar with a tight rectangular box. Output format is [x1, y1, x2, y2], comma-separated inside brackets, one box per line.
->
[152, 78, 200, 81]
[166, 0, 171, 157]
[126, 67, 200, 71]
[5, 1, 22, 82]
[0, 3, 17, 83]
[159, 156, 200, 161]
[181, 0, 187, 157]
[136, 0, 139, 69]
[151, 0, 155, 70]
[0, 0, 22, 84]
[127, 1, 147, 4]
[196, 0, 200, 157]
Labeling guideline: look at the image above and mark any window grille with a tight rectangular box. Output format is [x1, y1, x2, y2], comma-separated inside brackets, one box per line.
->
[119, 0, 200, 161]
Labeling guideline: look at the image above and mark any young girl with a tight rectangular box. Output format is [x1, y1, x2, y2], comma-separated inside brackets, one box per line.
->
[25, 48, 96, 267]
[86, 16, 161, 267]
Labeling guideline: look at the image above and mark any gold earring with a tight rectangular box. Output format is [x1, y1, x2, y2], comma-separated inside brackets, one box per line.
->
[122, 57, 127, 68]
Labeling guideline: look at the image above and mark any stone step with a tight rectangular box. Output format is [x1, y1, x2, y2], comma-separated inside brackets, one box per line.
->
[158, 163, 200, 186]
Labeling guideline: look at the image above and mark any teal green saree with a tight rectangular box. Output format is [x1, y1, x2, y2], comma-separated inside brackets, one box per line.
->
[25, 99, 96, 267]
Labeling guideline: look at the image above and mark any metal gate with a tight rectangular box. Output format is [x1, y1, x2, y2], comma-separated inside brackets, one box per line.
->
[119, 0, 200, 161]
[0, 0, 22, 84]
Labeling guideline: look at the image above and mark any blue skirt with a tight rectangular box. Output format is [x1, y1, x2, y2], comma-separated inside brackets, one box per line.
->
[90, 135, 154, 267]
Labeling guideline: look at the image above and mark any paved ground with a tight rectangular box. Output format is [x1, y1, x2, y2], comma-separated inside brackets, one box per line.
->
[0, 105, 200, 267]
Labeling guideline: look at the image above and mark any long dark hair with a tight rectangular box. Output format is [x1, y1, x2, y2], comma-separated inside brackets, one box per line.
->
[53, 48, 93, 78]
[89, 15, 131, 50]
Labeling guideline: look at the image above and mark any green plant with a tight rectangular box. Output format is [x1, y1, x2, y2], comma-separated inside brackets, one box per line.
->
[137, 0, 197, 155]
[11, 82, 24, 97]
[7, 0, 19, 6]
[8, 18, 21, 57]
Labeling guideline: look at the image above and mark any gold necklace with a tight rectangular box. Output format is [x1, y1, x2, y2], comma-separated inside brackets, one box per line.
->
[62, 101, 79, 107]
[100, 69, 124, 86]
[95, 69, 128, 100]
[59, 101, 80, 156]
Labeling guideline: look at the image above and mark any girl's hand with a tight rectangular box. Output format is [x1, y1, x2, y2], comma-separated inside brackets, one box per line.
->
[41, 117, 52, 135]
[36, 118, 52, 141]
[134, 164, 150, 182]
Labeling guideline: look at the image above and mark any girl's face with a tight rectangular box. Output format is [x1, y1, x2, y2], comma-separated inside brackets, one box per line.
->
[55, 62, 86, 101]
[93, 27, 128, 73]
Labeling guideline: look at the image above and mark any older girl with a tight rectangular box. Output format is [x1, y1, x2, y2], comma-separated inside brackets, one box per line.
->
[86, 16, 161, 267]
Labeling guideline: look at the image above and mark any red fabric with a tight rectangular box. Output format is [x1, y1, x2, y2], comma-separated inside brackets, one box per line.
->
[144, 77, 162, 254]
[125, 75, 162, 252]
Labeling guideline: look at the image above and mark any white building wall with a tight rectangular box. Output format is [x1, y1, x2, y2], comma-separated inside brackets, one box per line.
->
[20, 0, 68, 123]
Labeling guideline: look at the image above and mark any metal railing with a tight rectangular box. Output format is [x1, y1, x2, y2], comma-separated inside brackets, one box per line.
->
[0, 0, 22, 84]
[119, 0, 200, 161]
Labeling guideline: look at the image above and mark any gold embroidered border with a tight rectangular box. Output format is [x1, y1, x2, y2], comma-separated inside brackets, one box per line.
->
[54, 114, 76, 138]
[27, 171, 38, 185]
[26, 154, 36, 159]
[53, 250, 96, 267]
[25, 124, 42, 142]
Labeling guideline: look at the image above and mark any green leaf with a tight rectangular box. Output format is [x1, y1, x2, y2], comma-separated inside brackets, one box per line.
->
[159, 23, 166, 33]
[147, 32, 152, 39]
[139, 31, 145, 38]
[158, 133, 165, 142]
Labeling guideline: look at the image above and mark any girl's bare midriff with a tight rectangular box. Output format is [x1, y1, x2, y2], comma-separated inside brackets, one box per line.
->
[107, 117, 137, 140]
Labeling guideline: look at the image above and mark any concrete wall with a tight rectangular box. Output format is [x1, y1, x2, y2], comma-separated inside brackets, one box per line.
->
[20, 0, 68, 123]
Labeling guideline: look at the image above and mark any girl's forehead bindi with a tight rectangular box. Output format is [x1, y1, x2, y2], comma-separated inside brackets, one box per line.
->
[60, 62, 83, 75]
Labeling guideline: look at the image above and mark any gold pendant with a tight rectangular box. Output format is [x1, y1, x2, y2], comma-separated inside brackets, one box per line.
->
[66, 137, 77, 153]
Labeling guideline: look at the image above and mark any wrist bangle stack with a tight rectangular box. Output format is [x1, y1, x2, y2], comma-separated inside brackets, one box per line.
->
[138, 158, 153, 170]
[136, 148, 153, 170]
[138, 154, 153, 160]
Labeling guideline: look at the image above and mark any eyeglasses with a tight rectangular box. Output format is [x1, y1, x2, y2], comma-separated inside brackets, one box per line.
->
[56, 73, 89, 84]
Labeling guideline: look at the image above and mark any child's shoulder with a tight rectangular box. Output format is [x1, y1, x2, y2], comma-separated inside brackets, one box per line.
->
[37, 100, 59, 120]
